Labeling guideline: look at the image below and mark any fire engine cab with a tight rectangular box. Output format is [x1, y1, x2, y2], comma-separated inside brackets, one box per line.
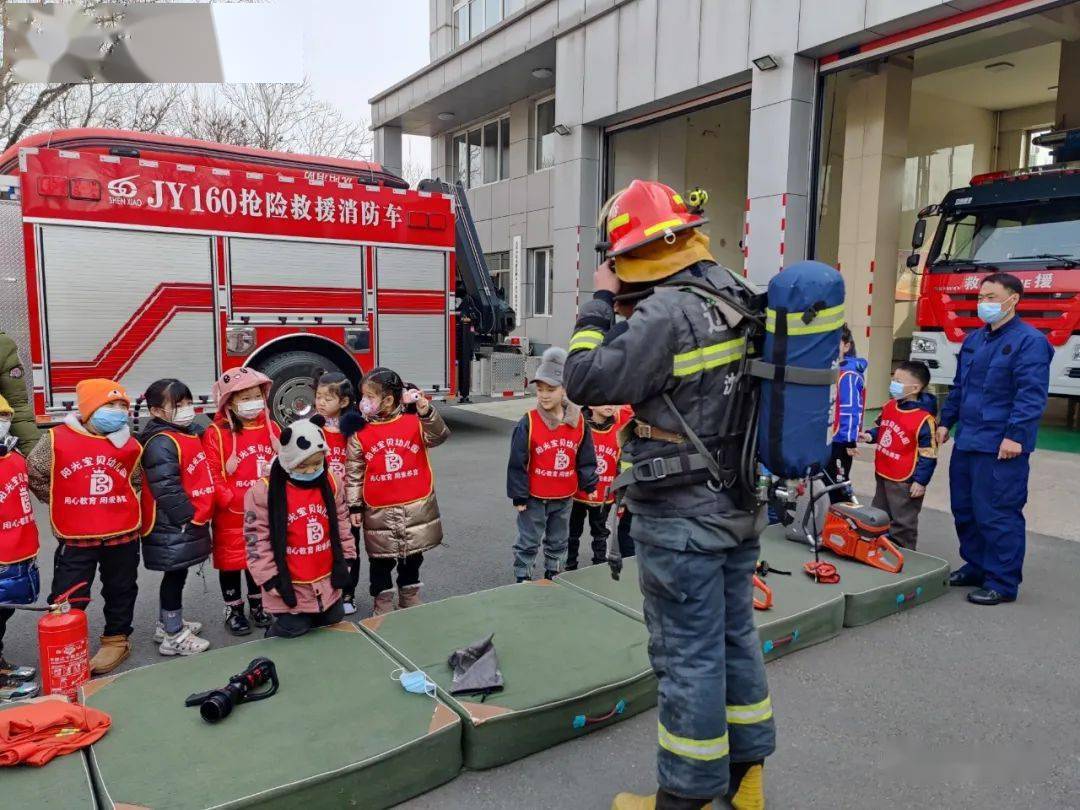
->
[0, 129, 467, 423]
[908, 128, 1080, 398]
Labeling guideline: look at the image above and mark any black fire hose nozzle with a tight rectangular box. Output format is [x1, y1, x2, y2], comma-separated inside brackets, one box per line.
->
[184, 657, 279, 724]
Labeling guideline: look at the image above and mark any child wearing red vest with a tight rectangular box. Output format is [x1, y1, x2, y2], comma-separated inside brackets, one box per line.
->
[0, 395, 41, 700]
[314, 372, 365, 615]
[345, 368, 450, 617]
[27, 379, 142, 675]
[506, 348, 598, 582]
[566, 404, 629, 570]
[246, 417, 355, 637]
[860, 361, 939, 550]
[203, 368, 281, 636]
[137, 378, 215, 657]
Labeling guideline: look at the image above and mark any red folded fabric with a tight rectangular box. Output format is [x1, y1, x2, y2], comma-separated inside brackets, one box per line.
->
[0, 699, 111, 767]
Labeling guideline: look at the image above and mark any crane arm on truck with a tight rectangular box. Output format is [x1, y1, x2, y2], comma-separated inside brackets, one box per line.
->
[417, 178, 516, 344]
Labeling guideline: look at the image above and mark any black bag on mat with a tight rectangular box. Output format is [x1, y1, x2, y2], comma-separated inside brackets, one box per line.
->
[447, 634, 504, 696]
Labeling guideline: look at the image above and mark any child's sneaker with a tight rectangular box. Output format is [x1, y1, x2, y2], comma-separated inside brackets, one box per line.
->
[223, 604, 252, 636]
[158, 628, 210, 657]
[153, 619, 203, 642]
[0, 657, 36, 682]
[342, 595, 357, 616]
[0, 675, 39, 702]
[248, 599, 271, 628]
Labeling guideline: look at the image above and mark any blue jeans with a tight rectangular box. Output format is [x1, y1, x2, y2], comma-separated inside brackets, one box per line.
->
[513, 497, 572, 579]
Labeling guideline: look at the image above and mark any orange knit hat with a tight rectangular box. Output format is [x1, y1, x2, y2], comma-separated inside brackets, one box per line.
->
[75, 378, 130, 422]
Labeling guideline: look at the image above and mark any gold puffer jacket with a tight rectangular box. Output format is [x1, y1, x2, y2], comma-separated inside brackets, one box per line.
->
[344, 406, 450, 558]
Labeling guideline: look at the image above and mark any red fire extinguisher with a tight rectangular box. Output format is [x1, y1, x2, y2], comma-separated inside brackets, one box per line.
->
[38, 582, 90, 702]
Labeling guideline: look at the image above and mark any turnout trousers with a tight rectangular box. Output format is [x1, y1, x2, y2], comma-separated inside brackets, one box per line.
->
[950, 449, 1030, 599]
[634, 515, 776, 800]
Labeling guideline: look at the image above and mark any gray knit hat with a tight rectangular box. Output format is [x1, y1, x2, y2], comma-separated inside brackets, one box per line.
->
[277, 417, 329, 472]
[531, 346, 567, 387]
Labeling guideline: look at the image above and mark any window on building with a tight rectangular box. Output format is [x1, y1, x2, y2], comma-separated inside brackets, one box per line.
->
[483, 120, 499, 184]
[453, 133, 468, 186]
[485, 251, 511, 298]
[1023, 126, 1054, 168]
[452, 114, 511, 189]
[500, 117, 510, 181]
[467, 128, 482, 189]
[535, 98, 555, 172]
[453, 0, 506, 46]
[454, 3, 469, 47]
[527, 247, 553, 317]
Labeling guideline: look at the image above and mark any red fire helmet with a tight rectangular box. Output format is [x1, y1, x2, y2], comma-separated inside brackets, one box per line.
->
[604, 179, 707, 258]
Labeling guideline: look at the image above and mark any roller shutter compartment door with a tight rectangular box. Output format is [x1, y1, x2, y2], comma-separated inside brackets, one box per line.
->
[375, 248, 449, 391]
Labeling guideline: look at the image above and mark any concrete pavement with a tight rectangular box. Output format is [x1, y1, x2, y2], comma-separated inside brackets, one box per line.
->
[5, 405, 1079, 809]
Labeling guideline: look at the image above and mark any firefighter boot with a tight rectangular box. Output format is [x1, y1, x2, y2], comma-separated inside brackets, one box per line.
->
[248, 597, 271, 628]
[223, 603, 252, 636]
[398, 583, 423, 609]
[725, 761, 765, 810]
[611, 789, 711, 810]
[90, 635, 130, 675]
[372, 589, 396, 616]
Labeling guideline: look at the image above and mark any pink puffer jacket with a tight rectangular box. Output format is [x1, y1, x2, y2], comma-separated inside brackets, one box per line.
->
[243, 476, 356, 615]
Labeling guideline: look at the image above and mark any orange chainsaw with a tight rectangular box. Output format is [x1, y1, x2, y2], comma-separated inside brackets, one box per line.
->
[820, 502, 904, 574]
[752, 576, 773, 610]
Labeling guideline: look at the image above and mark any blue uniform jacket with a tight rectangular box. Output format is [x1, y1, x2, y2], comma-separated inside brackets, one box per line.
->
[834, 356, 868, 444]
[866, 392, 938, 486]
[939, 317, 1052, 454]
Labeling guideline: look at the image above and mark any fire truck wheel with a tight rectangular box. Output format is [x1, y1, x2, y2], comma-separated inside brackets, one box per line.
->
[256, 350, 342, 425]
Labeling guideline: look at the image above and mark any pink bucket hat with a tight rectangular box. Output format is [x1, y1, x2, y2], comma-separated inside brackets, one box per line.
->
[212, 366, 272, 412]
[213, 367, 278, 474]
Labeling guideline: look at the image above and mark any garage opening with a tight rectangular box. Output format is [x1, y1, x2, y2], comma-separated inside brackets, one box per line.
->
[813, 4, 1080, 448]
[605, 93, 751, 275]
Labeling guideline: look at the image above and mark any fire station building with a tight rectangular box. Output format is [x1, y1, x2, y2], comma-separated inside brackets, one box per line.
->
[371, 0, 1080, 400]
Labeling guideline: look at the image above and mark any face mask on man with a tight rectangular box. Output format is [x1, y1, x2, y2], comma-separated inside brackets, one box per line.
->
[889, 380, 908, 399]
[90, 407, 129, 434]
[235, 399, 265, 420]
[977, 302, 1004, 324]
[0, 419, 10, 440]
[977, 295, 1015, 325]
[171, 405, 196, 427]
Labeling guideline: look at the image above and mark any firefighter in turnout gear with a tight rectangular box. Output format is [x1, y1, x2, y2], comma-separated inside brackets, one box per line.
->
[565, 180, 775, 810]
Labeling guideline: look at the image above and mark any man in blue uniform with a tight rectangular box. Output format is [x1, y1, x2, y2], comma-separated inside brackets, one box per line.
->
[938, 272, 1052, 605]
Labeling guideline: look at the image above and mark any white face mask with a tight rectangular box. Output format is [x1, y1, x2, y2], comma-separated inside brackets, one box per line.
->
[0, 419, 10, 440]
[235, 399, 265, 420]
[171, 405, 196, 427]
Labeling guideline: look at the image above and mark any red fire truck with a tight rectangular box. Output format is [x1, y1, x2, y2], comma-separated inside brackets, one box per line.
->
[908, 128, 1080, 398]
[0, 128, 490, 423]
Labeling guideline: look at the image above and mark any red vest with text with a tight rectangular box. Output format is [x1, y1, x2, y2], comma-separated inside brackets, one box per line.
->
[283, 478, 337, 584]
[50, 425, 142, 540]
[575, 422, 621, 504]
[212, 423, 279, 516]
[528, 410, 584, 499]
[875, 400, 934, 482]
[140, 431, 216, 535]
[355, 414, 434, 508]
[0, 452, 39, 563]
[324, 429, 348, 485]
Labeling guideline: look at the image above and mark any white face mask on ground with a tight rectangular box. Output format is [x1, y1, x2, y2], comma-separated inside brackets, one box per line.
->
[235, 399, 265, 420]
[171, 405, 196, 427]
